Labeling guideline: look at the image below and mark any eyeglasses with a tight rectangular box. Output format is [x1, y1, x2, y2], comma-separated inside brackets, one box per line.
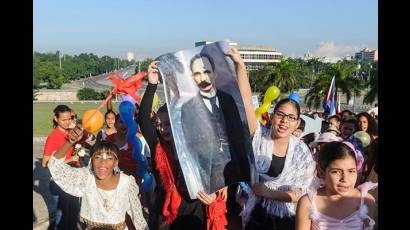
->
[273, 111, 299, 122]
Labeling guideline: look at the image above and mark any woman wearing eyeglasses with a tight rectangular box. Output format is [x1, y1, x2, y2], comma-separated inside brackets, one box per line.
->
[227, 47, 315, 230]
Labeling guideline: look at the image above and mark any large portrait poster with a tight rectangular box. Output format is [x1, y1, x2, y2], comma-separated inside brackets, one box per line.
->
[156, 41, 257, 199]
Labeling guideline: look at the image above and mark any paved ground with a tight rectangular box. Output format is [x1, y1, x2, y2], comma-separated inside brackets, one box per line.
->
[33, 137, 56, 229]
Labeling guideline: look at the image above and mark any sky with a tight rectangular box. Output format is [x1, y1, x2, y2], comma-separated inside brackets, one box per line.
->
[33, 0, 378, 59]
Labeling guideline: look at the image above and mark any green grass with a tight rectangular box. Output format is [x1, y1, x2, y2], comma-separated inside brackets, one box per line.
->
[33, 102, 120, 137]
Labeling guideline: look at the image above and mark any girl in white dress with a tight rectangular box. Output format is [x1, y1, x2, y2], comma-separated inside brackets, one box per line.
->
[48, 125, 148, 230]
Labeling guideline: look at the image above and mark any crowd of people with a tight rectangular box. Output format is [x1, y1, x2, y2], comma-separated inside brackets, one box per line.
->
[42, 47, 378, 230]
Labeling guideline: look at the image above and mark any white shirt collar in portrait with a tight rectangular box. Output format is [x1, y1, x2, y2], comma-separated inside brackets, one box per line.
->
[199, 91, 219, 113]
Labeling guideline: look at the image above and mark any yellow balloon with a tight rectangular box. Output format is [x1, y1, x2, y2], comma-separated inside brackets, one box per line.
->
[255, 102, 271, 124]
[255, 108, 264, 123]
[263, 85, 280, 104]
[259, 102, 271, 113]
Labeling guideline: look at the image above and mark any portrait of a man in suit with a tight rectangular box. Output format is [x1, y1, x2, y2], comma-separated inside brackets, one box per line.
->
[180, 53, 250, 194]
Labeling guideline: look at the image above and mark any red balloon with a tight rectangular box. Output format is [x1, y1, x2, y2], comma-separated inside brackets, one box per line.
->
[82, 109, 104, 133]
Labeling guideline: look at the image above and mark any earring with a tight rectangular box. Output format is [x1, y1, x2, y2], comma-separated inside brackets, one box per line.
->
[113, 166, 120, 174]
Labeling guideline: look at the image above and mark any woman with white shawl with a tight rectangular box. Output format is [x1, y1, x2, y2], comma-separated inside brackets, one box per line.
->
[226, 48, 315, 229]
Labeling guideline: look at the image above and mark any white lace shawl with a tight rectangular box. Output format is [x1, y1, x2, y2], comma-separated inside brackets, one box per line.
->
[252, 122, 315, 217]
[48, 155, 148, 229]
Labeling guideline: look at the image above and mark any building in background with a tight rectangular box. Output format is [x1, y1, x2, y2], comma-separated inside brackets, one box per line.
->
[318, 56, 342, 63]
[355, 48, 378, 62]
[195, 41, 282, 70]
[303, 52, 314, 61]
[127, 52, 135, 62]
[343, 55, 354, 61]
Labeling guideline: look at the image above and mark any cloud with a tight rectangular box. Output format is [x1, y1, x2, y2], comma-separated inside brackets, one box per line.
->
[313, 41, 363, 58]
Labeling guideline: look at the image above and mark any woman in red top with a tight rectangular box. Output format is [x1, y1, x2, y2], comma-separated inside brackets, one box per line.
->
[42, 105, 81, 230]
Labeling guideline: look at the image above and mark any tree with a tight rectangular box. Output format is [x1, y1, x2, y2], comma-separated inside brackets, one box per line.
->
[304, 73, 332, 109]
[271, 58, 298, 93]
[363, 62, 378, 104]
[33, 56, 41, 89]
[304, 61, 366, 110]
[33, 52, 130, 89]
[135, 58, 153, 73]
[36, 61, 65, 89]
[248, 58, 298, 94]
[48, 74, 65, 89]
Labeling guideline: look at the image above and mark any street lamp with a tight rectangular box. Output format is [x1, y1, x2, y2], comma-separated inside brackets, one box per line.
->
[59, 52, 62, 70]
[352, 63, 362, 113]
[369, 64, 372, 81]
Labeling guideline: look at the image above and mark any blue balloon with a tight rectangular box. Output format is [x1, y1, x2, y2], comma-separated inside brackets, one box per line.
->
[118, 100, 153, 192]
[288, 92, 301, 104]
[119, 101, 135, 118]
[140, 172, 154, 192]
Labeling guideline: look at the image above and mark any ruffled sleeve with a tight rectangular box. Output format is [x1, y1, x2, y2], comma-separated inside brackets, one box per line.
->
[127, 176, 148, 230]
[358, 182, 378, 230]
[290, 139, 316, 199]
[48, 154, 91, 197]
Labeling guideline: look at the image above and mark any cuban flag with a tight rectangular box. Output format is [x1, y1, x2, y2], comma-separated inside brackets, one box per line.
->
[322, 76, 336, 116]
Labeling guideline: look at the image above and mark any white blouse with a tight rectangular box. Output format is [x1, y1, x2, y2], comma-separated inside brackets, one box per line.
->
[252, 122, 316, 217]
[48, 155, 148, 230]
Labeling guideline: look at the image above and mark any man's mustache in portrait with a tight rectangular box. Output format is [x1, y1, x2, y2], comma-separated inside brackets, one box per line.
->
[198, 81, 211, 88]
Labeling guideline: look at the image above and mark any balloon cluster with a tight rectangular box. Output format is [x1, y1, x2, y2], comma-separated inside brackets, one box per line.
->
[119, 101, 154, 192]
[255, 85, 280, 123]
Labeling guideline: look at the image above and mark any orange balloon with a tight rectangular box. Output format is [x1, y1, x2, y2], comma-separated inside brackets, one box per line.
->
[82, 109, 104, 133]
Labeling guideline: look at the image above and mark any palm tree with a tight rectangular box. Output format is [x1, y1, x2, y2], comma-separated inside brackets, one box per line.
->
[271, 57, 298, 93]
[305, 62, 366, 110]
[364, 62, 378, 104]
[305, 72, 332, 109]
[328, 62, 365, 102]
[250, 58, 299, 95]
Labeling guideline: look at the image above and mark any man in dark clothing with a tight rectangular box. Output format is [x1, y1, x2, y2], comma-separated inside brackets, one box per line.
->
[181, 54, 251, 194]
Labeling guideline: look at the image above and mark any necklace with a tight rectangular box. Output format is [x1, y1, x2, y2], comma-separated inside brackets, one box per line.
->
[96, 186, 118, 211]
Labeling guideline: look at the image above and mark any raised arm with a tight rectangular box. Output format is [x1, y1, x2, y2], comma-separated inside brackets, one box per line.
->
[138, 61, 159, 154]
[48, 125, 90, 197]
[225, 47, 258, 136]
[106, 93, 118, 115]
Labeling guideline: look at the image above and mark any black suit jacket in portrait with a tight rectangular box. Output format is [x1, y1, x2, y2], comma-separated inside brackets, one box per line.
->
[180, 89, 251, 193]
